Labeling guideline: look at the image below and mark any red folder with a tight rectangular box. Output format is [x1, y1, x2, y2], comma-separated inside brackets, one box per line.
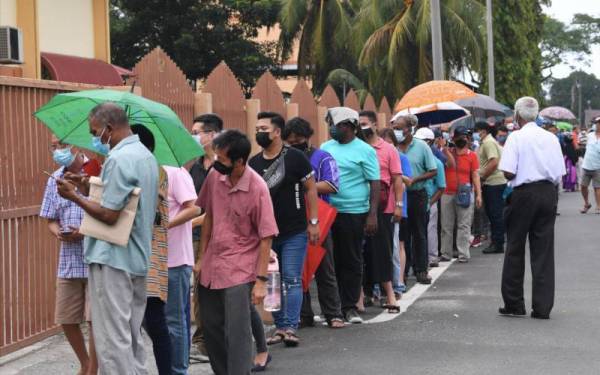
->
[302, 199, 337, 292]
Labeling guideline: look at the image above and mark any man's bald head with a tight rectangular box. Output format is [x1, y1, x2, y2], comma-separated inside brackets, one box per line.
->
[88, 102, 129, 129]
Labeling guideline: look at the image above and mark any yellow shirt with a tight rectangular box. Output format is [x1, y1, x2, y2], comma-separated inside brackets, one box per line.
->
[478, 135, 507, 186]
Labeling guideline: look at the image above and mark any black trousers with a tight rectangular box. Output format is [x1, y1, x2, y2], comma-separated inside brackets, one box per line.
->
[301, 233, 343, 321]
[331, 212, 368, 313]
[483, 184, 507, 248]
[406, 189, 429, 273]
[501, 182, 557, 316]
[364, 211, 394, 286]
[143, 297, 172, 375]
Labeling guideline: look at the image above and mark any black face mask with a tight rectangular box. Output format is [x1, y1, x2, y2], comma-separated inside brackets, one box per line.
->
[213, 160, 234, 176]
[361, 127, 374, 138]
[292, 142, 309, 152]
[455, 139, 468, 149]
[256, 132, 273, 148]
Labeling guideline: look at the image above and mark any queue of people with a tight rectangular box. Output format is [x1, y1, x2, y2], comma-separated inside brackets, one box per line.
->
[42, 96, 587, 375]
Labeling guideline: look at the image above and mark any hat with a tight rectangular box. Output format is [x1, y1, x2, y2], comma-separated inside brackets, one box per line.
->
[326, 107, 359, 127]
[453, 125, 469, 137]
[593, 116, 600, 124]
[414, 127, 435, 141]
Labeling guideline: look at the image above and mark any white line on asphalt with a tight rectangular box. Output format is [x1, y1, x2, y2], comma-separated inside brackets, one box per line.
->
[364, 259, 455, 324]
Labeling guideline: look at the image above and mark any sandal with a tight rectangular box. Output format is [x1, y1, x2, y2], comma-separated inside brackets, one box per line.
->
[327, 318, 345, 329]
[283, 330, 300, 347]
[266, 330, 285, 346]
[383, 304, 401, 314]
[580, 203, 592, 214]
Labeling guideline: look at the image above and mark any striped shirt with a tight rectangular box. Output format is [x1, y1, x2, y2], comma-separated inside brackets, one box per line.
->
[39, 167, 87, 279]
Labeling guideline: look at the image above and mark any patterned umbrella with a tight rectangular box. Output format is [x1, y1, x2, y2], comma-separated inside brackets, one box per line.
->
[539, 106, 576, 121]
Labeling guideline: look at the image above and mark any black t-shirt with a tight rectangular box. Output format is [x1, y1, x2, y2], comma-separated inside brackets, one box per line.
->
[188, 157, 210, 240]
[249, 146, 314, 238]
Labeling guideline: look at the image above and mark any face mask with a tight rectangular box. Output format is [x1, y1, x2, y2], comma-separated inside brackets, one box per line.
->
[394, 129, 405, 144]
[473, 132, 481, 142]
[52, 147, 75, 167]
[329, 125, 343, 142]
[92, 127, 111, 155]
[442, 132, 450, 141]
[256, 132, 273, 148]
[192, 134, 202, 145]
[361, 127, 374, 139]
[497, 135, 507, 144]
[455, 139, 468, 149]
[292, 142, 309, 152]
[213, 160, 234, 175]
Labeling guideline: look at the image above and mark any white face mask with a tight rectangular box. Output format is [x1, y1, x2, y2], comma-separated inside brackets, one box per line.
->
[192, 134, 202, 145]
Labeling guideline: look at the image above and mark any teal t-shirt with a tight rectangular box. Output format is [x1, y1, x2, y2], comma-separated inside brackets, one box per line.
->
[425, 157, 446, 210]
[84, 135, 159, 276]
[321, 138, 380, 214]
[403, 138, 438, 191]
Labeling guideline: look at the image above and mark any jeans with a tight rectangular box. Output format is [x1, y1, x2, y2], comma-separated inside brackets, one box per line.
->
[144, 297, 172, 375]
[482, 184, 506, 248]
[406, 190, 429, 273]
[272, 232, 308, 331]
[166, 265, 192, 375]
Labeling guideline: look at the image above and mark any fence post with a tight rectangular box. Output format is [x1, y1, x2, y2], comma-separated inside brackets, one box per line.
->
[246, 99, 260, 155]
[194, 92, 213, 116]
[377, 113, 387, 131]
[317, 106, 329, 147]
[286, 103, 299, 119]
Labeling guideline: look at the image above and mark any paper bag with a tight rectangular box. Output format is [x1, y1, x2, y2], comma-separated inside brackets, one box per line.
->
[79, 176, 141, 247]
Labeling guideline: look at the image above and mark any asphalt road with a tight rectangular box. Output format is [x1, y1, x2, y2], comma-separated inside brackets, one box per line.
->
[2, 192, 599, 375]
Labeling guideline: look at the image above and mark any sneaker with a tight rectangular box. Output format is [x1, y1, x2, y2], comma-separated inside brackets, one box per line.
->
[482, 243, 503, 254]
[471, 236, 483, 248]
[189, 345, 210, 363]
[440, 255, 452, 262]
[429, 261, 439, 268]
[344, 309, 363, 324]
[416, 272, 432, 285]
[458, 257, 469, 263]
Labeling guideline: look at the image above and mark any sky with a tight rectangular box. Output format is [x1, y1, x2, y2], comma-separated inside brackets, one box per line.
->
[543, 0, 600, 79]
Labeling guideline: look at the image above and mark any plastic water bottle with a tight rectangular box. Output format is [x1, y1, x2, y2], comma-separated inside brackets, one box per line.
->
[263, 271, 281, 312]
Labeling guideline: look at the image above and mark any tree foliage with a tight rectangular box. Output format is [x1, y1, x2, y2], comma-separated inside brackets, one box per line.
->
[110, 0, 281, 93]
[548, 71, 600, 115]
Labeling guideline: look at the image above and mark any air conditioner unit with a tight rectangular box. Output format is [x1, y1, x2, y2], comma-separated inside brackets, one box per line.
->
[0, 26, 23, 64]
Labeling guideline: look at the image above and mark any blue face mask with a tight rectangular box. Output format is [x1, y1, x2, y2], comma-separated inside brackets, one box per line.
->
[92, 127, 110, 155]
[52, 147, 75, 167]
[473, 132, 481, 142]
[497, 135, 507, 144]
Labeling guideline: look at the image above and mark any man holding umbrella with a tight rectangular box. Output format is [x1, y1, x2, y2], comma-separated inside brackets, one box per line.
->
[56, 102, 159, 373]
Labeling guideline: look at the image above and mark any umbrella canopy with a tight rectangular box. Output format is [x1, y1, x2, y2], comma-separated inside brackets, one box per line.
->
[539, 106, 576, 121]
[395, 80, 476, 112]
[455, 94, 511, 119]
[556, 121, 573, 131]
[34, 89, 203, 167]
[391, 102, 469, 126]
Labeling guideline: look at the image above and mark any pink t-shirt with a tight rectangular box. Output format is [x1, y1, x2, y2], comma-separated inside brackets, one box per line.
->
[373, 138, 402, 213]
[164, 166, 198, 268]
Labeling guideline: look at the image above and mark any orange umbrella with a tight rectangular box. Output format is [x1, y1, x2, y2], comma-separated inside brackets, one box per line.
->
[395, 80, 476, 112]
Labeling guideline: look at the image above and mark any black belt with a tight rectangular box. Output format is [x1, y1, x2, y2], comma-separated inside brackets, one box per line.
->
[514, 180, 554, 190]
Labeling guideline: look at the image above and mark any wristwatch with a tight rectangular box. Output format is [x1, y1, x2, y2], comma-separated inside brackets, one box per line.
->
[256, 275, 269, 282]
[309, 218, 319, 225]
[395, 201, 404, 208]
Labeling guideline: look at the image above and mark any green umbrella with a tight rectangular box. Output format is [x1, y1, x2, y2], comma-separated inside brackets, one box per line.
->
[34, 89, 204, 167]
[555, 121, 573, 132]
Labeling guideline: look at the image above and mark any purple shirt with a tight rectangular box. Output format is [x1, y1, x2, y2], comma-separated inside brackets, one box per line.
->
[309, 148, 339, 203]
[39, 167, 87, 279]
[196, 167, 279, 289]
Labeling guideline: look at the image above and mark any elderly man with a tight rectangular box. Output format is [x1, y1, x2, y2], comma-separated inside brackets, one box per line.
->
[580, 117, 600, 214]
[498, 97, 565, 319]
[393, 114, 438, 284]
[57, 102, 159, 373]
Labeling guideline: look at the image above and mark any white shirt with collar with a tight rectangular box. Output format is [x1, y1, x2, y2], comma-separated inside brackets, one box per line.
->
[499, 122, 566, 188]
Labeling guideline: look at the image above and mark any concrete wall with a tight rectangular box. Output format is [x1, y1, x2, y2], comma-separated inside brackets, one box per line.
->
[37, 0, 95, 58]
[0, 0, 17, 26]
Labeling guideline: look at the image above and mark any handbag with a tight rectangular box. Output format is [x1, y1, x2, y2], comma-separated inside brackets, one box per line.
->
[454, 150, 472, 208]
[262, 147, 289, 195]
[79, 176, 141, 247]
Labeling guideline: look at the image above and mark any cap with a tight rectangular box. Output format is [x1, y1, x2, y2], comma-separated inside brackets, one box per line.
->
[326, 107, 359, 127]
[593, 116, 600, 124]
[453, 125, 469, 137]
[414, 127, 435, 141]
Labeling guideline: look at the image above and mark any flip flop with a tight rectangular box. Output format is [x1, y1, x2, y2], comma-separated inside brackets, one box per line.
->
[327, 318, 345, 329]
[383, 304, 401, 314]
[283, 330, 300, 347]
[580, 203, 592, 214]
[266, 331, 285, 346]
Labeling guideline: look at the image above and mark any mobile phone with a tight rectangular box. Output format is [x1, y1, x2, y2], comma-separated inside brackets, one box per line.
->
[60, 230, 73, 236]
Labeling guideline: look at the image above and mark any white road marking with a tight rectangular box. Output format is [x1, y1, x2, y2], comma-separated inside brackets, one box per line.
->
[364, 260, 455, 324]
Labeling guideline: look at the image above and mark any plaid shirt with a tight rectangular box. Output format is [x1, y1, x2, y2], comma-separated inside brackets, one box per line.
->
[39, 167, 87, 278]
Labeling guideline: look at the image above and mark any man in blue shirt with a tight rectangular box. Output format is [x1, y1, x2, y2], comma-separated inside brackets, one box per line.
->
[321, 107, 381, 324]
[393, 114, 438, 284]
[57, 103, 158, 374]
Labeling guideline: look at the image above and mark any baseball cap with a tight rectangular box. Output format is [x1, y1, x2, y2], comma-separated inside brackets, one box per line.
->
[453, 125, 469, 137]
[414, 127, 435, 141]
[326, 107, 359, 127]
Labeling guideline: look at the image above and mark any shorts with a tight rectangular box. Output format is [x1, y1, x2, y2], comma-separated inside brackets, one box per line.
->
[581, 169, 600, 188]
[399, 217, 410, 243]
[55, 278, 91, 324]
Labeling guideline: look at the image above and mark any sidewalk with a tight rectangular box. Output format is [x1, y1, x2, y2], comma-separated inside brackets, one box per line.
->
[0, 326, 212, 375]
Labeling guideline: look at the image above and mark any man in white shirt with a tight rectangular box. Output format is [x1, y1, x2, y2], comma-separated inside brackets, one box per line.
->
[580, 117, 600, 214]
[498, 97, 565, 320]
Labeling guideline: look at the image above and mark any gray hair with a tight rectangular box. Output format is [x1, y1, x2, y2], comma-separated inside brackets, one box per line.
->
[514, 97, 539, 122]
[89, 102, 129, 128]
[396, 113, 418, 128]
